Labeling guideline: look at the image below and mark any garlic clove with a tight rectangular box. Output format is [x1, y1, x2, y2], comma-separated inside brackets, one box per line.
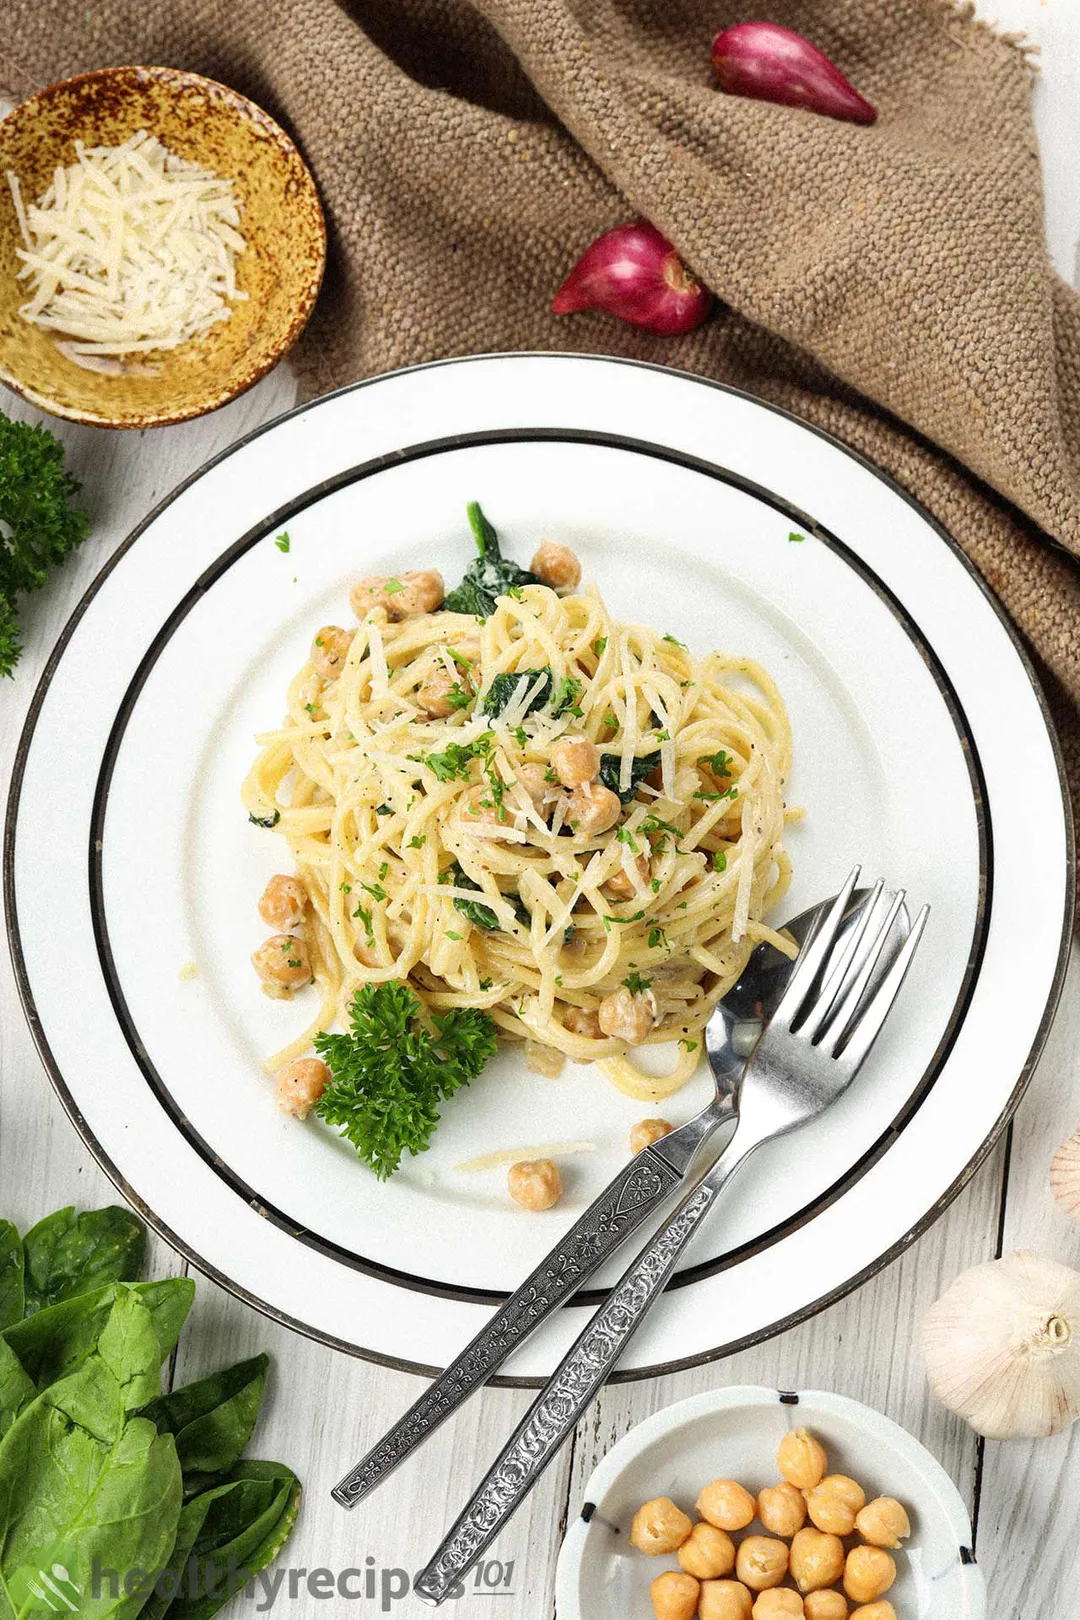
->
[1050, 1126, 1080, 1219]
[921, 1250, 1080, 1440]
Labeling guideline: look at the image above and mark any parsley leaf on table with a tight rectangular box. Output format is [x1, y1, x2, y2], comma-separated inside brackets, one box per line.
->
[0, 412, 90, 677]
[314, 983, 497, 1179]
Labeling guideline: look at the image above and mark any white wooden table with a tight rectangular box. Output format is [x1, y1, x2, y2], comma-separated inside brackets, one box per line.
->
[2, 5, 1078, 1611]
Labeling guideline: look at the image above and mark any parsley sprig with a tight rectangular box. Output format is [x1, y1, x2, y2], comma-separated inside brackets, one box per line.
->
[314, 983, 497, 1180]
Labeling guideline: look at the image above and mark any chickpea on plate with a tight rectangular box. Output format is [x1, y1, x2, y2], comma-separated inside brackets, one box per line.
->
[631, 1427, 909, 1619]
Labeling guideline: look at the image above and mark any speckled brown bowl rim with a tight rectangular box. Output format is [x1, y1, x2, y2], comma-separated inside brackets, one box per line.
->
[0, 65, 327, 428]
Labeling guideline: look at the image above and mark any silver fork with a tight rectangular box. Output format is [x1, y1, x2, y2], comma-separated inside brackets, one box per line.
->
[332, 882, 901, 1511]
[413, 868, 929, 1605]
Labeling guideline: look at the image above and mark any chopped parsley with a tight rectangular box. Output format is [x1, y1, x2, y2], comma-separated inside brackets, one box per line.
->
[360, 880, 387, 902]
[623, 971, 653, 994]
[695, 788, 739, 803]
[274, 531, 290, 552]
[788, 531, 806, 543]
[593, 637, 608, 657]
[384, 577, 405, 595]
[699, 750, 734, 780]
[550, 674, 584, 718]
[712, 850, 728, 872]
[662, 633, 687, 650]
[615, 826, 640, 853]
[408, 835, 426, 849]
[647, 926, 668, 950]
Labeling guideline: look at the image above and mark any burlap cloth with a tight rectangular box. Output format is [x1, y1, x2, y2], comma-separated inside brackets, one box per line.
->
[4, 0, 1080, 821]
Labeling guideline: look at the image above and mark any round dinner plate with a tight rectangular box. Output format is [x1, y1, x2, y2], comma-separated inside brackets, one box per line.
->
[5, 354, 1072, 1381]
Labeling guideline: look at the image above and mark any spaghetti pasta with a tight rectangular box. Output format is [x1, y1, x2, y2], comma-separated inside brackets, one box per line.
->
[243, 552, 797, 1103]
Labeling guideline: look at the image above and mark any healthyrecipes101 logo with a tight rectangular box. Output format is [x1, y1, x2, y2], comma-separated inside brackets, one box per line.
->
[10, 1553, 517, 1613]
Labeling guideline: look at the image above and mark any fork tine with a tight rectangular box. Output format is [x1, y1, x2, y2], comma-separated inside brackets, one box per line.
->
[819, 888, 907, 1055]
[830, 903, 930, 1067]
[800, 879, 885, 1042]
[771, 865, 861, 1031]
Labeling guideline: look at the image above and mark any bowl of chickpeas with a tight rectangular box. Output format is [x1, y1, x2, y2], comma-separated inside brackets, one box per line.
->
[554, 1387, 985, 1620]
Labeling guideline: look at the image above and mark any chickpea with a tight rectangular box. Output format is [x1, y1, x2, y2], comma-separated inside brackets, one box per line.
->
[598, 985, 658, 1045]
[854, 1498, 910, 1550]
[630, 1118, 673, 1155]
[603, 854, 650, 900]
[789, 1528, 845, 1594]
[461, 785, 503, 825]
[697, 1479, 757, 1532]
[753, 1593, 804, 1619]
[735, 1538, 789, 1593]
[565, 780, 622, 837]
[677, 1522, 735, 1580]
[650, 1571, 700, 1620]
[310, 625, 354, 680]
[257, 874, 306, 931]
[806, 1477, 865, 1538]
[551, 734, 600, 788]
[350, 569, 443, 621]
[803, 1596, 848, 1620]
[699, 1581, 753, 1620]
[515, 762, 561, 814]
[777, 1429, 828, 1492]
[630, 1497, 694, 1556]
[251, 934, 312, 997]
[507, 1159, 562, 1212]
[563, 1004, 603, 1040]
[758, 1481, 806, 1539]
[274, 1057, 330, 1120]
[849, 1607, 896, 1620]
[417, 663, 472, 718]
[531, 540, 581, 592]
[843, 1548, 895, 1605]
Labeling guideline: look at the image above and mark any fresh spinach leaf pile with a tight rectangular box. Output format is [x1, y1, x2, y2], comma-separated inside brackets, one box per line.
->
[0, 1204, 299, 1620]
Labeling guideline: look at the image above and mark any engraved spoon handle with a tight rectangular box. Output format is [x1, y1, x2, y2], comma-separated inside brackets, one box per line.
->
[412, 1139, 752, 1606]
[331, 1117, 722, 1510]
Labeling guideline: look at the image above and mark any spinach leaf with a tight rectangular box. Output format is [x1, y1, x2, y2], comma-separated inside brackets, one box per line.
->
[141, 1354, 268, 1488]
[4, 1278, 194, 1395]
[22, 1205, 146, 1315]
[599, 749, 662, 805]
[449, 864, 530, 933]
[0, 1314, 182, 1620]
[0, 1221, 23, 1330]
[148, 1461, 301, 1620]
[443, 502, 540, 619]
[0, 1339, 35, 1441]
[481, 667, 552, 718]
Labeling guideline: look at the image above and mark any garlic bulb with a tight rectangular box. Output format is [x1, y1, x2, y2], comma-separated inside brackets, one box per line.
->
[921, 1251, 1080, 1439]
[1050, 1126, 1080, 1219]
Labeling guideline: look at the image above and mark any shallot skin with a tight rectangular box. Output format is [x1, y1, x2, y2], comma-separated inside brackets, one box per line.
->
[711, 21, 877, 125]
[552, 222, 713, 336]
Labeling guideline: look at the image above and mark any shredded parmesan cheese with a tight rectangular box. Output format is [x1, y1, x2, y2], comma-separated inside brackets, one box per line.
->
[454, 1142, 596, 1174]
[7, 131, 247, 371]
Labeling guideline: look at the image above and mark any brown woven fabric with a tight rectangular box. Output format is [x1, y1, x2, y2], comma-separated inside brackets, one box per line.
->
[3, 0, 1080, 812]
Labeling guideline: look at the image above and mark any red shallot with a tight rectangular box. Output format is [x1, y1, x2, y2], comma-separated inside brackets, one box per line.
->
[551, 222, 713, 336]
[711, 21, 877, 125]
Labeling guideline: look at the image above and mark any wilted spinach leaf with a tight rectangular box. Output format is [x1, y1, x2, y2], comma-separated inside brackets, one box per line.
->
[449, 864, 530, 933]
[599, 750, 662, 805]
[22, 1204, 146, 1315]
[0, 1221, 23, 1330]
[481, 667, 552, 718]
[443, 502, 540, 619]
[142, 1353, 268, 1489]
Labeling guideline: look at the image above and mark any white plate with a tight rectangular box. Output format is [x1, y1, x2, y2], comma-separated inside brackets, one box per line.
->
[555, 1385, 986, 1618]
[5, 354, 1072, 1380]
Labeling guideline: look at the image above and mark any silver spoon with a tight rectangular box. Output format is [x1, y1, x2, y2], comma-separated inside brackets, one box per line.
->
[332, 885, 908, 1511]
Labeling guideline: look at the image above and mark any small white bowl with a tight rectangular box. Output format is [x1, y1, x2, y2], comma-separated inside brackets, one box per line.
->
[555, 1386, 985, 1619]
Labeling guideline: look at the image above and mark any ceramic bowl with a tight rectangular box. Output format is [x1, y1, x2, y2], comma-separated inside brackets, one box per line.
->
[0, 65, 325, 427]
[555, 1385, 986, 1618]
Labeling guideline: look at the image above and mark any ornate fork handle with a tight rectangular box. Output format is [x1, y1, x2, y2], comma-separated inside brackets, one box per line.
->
[331, 1141, 695, 1509]
[413, 1141, 752, 1606]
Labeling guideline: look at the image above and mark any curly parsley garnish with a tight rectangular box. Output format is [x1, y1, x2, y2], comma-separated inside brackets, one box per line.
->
[314, 983, 497, 1180]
